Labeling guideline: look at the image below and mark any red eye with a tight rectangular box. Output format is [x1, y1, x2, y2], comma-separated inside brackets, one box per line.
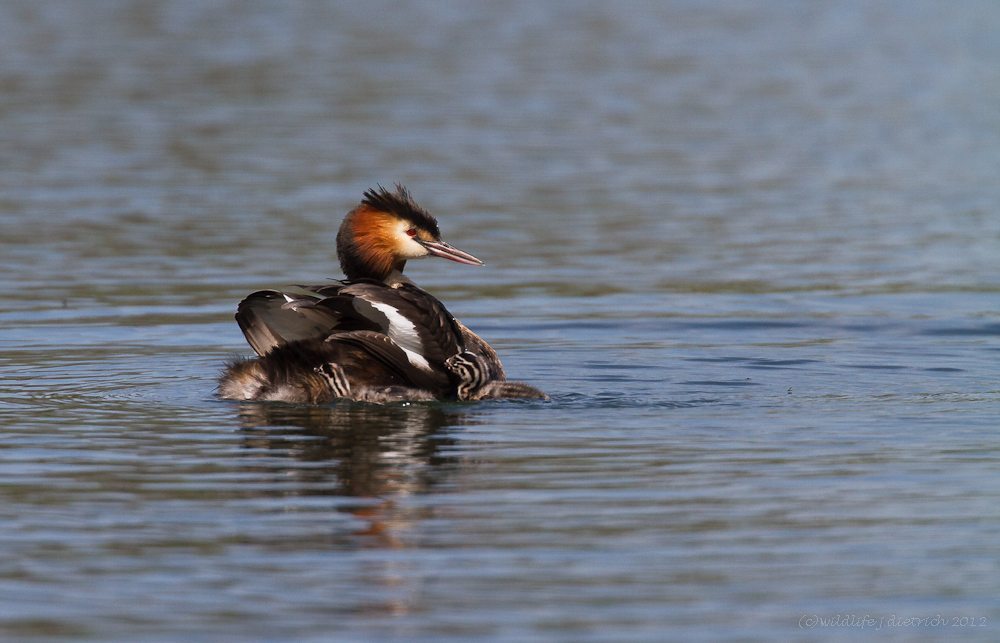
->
[406, 229, 417, 237]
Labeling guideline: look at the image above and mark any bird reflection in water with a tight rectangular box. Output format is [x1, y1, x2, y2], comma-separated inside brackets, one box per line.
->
[236, 402, 471, 548]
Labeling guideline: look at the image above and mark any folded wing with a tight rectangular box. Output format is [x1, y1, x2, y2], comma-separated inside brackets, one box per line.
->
[234, 280, 466, 393]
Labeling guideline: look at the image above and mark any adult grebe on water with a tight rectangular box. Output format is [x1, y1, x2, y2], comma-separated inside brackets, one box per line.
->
[218, 185, 547, 404]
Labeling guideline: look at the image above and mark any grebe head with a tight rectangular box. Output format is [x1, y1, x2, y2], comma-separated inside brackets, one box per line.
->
[336, 185, 484, 283]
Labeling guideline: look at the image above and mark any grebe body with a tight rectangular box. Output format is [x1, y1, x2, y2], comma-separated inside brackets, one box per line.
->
[218, 186, 546, 403]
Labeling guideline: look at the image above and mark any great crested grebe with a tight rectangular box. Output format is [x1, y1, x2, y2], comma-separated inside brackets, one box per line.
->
[218, 185, 547, 404]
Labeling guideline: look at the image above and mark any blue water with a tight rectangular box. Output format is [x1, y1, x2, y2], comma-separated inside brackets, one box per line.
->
[1, 1, 998, 641]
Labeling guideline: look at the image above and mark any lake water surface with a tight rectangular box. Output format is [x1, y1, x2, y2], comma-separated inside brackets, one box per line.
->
[1, 1, 998, 641]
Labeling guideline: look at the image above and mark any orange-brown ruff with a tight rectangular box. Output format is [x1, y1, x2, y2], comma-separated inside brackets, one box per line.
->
[218, 185, 547, 404]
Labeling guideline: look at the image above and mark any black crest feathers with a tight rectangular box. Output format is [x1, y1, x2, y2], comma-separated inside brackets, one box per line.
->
[361, 184, 440, 239]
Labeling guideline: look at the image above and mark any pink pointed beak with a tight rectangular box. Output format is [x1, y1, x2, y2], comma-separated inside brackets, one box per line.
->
[419, 239, 485, 266]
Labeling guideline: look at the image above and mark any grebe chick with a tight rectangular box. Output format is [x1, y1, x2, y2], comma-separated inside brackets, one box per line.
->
[218, 185, 546, 403]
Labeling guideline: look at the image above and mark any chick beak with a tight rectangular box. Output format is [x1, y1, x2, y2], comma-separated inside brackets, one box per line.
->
[419, 239, 485, 266]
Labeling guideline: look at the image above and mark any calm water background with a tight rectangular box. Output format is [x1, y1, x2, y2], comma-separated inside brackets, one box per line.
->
[1, 1, 998, 641]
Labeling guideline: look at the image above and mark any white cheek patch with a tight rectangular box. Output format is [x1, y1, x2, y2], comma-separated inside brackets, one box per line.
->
[369, 302, 432, 371]
[393, 220, 431, 260]
[400, 236, 430, 260]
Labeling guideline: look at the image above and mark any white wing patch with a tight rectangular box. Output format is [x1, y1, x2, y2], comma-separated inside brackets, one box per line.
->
[368, 302, 432, 371]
